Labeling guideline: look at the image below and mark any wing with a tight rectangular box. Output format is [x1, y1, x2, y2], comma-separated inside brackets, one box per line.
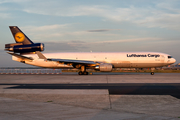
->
[47, 58, 98, 66]
[36, 51, 100, 67]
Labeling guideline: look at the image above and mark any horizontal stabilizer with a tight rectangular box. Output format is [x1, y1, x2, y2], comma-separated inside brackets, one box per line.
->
[7, 52, 33, 61]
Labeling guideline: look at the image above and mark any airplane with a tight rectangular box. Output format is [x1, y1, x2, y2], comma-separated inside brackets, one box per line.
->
[5, 26, 176, 75]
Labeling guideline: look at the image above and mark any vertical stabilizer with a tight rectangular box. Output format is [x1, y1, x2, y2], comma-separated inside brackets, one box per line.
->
[9, 26, 34, 45]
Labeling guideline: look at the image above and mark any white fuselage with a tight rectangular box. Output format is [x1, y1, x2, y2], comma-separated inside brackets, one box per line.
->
[13, 52, 176, 69]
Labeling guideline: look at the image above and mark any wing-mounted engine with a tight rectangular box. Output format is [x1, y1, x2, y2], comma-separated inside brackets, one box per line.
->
[5, 43, 44, 53]
[95, 63, 113, 72]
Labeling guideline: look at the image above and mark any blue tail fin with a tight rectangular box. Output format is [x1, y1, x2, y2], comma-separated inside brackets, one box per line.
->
[9, 26, 34, 45]
[5, 26, 44, 53]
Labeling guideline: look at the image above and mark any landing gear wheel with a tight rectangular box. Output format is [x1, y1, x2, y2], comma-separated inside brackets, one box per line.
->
[151, 72, 154, 75]
[78, 71, 83, 75]
[83, 72, 88, 75]
[78, 71, 89, 75]
[78, 66, 89, 75]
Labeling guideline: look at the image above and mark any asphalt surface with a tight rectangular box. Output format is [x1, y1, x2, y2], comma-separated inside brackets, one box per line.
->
[0, 73, 180, 119]
[1, 83, 180, 98]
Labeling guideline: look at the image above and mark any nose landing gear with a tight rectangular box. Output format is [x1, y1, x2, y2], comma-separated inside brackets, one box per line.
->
[151, 72, 154, 75]
[151, 68, 155, 75]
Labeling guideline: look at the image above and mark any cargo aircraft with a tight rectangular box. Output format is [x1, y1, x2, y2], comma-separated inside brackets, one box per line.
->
[5, 26, 176, 75]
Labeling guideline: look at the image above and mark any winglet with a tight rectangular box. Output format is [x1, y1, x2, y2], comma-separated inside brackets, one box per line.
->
[36, 51, 47, 59]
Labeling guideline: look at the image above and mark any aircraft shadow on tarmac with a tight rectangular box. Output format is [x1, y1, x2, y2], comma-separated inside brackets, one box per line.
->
[2, 83, 180, 99]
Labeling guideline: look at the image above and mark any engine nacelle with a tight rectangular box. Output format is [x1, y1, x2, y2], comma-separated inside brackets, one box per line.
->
[95, 63, 113, 72]
[5, 43, 44, 53]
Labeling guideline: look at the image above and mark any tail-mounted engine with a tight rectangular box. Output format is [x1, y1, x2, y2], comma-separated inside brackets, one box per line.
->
[5, 43, 44, 53]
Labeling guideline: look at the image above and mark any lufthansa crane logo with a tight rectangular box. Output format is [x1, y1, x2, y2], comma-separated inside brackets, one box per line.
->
[15, 32, 25, 42]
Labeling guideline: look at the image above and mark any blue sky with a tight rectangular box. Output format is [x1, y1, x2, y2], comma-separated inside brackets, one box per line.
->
[0, 0, 180, 67]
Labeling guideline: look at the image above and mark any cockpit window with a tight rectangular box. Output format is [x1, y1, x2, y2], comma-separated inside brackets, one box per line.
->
[168, 56, 172, 59]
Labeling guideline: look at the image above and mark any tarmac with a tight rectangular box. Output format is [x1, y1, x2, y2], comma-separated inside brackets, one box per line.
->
[0, 73, 180, 120]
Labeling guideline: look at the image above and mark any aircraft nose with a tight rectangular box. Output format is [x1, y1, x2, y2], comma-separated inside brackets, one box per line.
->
[171, 58, 176, 63]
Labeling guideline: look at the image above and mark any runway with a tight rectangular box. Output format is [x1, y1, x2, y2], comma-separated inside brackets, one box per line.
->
[0, 73, 180, 119]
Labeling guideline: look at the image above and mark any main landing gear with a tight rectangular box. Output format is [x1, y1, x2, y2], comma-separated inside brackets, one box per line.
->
[78, 71, 88, 75]
[78, 66, 89, 75]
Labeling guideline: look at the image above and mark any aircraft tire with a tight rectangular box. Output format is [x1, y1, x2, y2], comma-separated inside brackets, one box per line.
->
[78, 71, 83, 75]
[151, 72, 154, 75]
[83, 72, 88, 75]
[78, 71, 88, 75]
